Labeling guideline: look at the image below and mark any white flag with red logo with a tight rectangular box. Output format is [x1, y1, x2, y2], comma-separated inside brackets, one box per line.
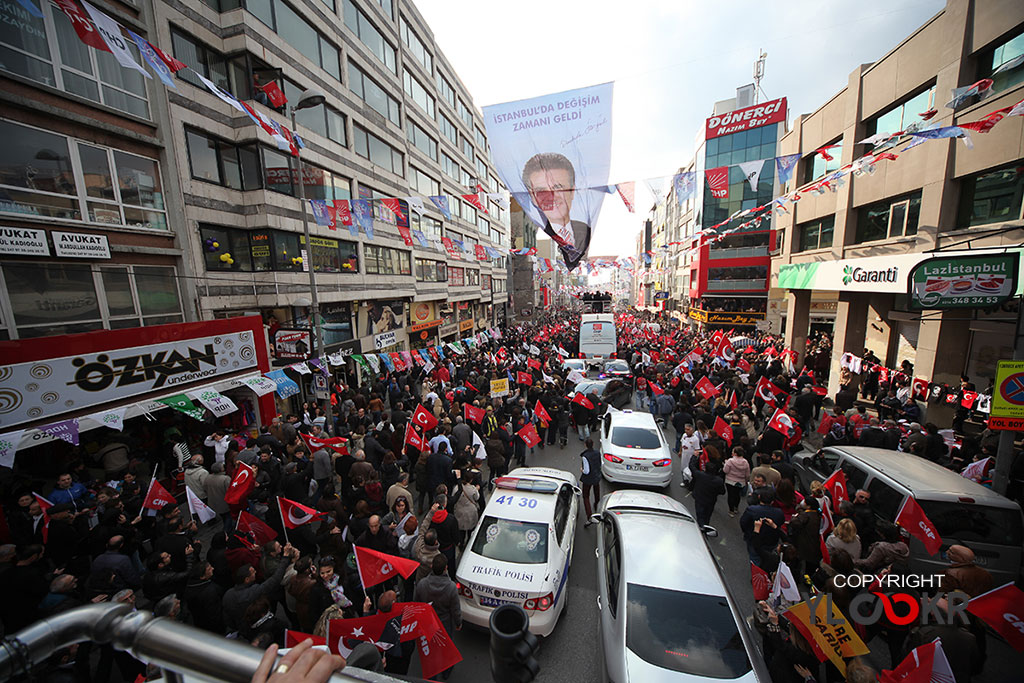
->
[767, 409, 794, 436]
[967, 582, 1024, 652]
[411, 404, 439, 432]
[353, 545, 420, 589]
[878, 638, 955, 683]
[142, 477, 176, 512]
[186, 486, 216, 524]
[822, 468, 849, 506]
[895, 496, 942, 555]
[223, 461, 256, 506]
[278, 496, 325, 529]
[771, 560, 802, 602]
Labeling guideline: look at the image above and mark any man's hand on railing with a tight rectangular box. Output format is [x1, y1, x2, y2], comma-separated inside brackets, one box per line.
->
[251, 638, 345, 683]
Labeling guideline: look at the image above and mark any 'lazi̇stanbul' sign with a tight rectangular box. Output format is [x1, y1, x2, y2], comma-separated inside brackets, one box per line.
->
[908, 253, 1018, 309]
[0, 332, 258, 429]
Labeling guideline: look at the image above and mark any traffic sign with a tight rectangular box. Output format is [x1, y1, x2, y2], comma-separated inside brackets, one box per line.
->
[313, 373, 328, 400]
[992, 361, 1024, 422]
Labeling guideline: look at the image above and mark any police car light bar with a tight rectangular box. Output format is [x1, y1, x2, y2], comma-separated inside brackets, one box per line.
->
[493, 477, 559, 493]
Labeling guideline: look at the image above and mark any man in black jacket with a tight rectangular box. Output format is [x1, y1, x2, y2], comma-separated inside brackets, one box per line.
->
[740, 491, 784, 568]
[691, 468, 725, 527]
[183, 561, 225, 633]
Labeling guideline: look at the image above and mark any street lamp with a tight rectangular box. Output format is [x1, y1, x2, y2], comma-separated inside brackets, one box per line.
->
[291, 88, 334, 434]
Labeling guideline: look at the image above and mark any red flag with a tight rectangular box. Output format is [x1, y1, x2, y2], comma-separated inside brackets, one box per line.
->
[820, 499, 834, 537]
[406, 602, 463, 678]
[516, 371, 533, 386]
[912, 377, 930, 400]
[461, 193, 487, 213]
[716, 336, 736, 363]
[353, 545, 420, 589]
[755, 376, 783, 402]
[380, 198, 405, 220]
[534, 400, 552, 424]
[148, 39, 187, 73]
[961, 390, 978, 409]
[397, 226, 414, 246]
[389, 352, 405, 371]
[32, 492, 52, 544]
[327, 610, 402, 658]
[822, 468, 850, 506]
[517, 423, 541, 448]
[142, 478, 176, 512]
[223, 461, 256, 506]
[404, 423, 425, 451]
[750, 562, 771, 601]
[278, 497, 325, 529]
[878, 366, 889, 383]
[878, 639, 954, 683]
[463, 380, 478, 394]
[713, 416, 733, 446]
[968, 583, 1024, 652]
[300, 433, 349, 456]
[695, 376, 720, 400]
[334, 199, 353, 227]
[285, 631, 326, 648]
[527, 357, 541, 370]
[237, 510, 278, 546]
[571, 392, 594, 410]
[464, 403, 485, 424]
[895, 497, 942, 555]
[411, 404, 439, 432]
[737, 358, 751, 373]
[728, 390, 738, 411]
[767, 409, 794, 436]
[705, 166, 729, 198]
[811, 386, 828, 396]
[650, 382, 664, 396]
[258, 80, 287, 108]
[636, 376, 648, 390]
[474, 244, 488, 261]
[817, 413, 835, 436]
[54, 0, 110, 51]
[819, 533, 831, 565]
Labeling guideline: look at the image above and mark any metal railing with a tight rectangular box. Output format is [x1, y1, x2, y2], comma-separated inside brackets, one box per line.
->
[0, 604, 401, 683]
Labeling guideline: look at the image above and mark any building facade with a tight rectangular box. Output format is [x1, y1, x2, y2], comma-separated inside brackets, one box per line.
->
[771, 0, 1024, 413]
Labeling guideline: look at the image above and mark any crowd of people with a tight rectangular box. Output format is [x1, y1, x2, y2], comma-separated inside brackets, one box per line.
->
[0, 307, 1019, 683]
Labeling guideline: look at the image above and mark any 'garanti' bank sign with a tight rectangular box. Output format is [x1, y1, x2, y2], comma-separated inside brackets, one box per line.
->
[706, 97, 787, 140]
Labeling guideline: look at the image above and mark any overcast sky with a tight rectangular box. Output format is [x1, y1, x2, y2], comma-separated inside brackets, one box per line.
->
[418, 0, 947, 259]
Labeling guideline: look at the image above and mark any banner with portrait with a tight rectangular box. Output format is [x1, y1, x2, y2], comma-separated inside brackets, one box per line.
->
[483, 83, 613, 271]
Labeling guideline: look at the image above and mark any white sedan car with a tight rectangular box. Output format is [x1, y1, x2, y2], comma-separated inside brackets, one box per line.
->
[599, 410, 673, 488]
[455, 467, 580, 637]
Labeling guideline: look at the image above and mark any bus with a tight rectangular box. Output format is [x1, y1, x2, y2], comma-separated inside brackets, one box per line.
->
[579, 314, 617, 359]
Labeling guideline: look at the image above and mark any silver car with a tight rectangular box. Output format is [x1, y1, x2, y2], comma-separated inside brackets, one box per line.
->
[593, 490, 769, 683]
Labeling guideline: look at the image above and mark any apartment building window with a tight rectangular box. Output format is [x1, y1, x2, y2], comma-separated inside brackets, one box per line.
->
[441, 153, 459, 180]
[475, 157, 488, 181]
[248, 0, 341, 80]
[439, 115, 458, 145]
[980, 29, 1024, 94]
[856, 191, 921, 243]
[282, 80, 346, 144]
[186, 129, 262, 191]
[493, 278, 506, 293]
[410, 166, 440, 197]
[803, 140, 842, 183]
[797, 216, 835, 252]
[461, 201, 476, 224]
[958, 164, 1024, 228]
[403, 70, 435, 118]
[399, 16, 432, 73]
[353, 125, 404, 175]
[865, 86, 936, 139]
[476, 215, 489, 234]
[412, 214, 442, 239]
[0, 119, 167, 230]
[406, 119, 438, 160]
[466, 268, 480, 286]
[342, 0, 396, 72]
[460, 136, 475, 162]
[201, 0, 243, 10]
[0, 2, 150, 118]
[457, 99, 473, 126]
[460, 167, 474, 188]
[415, 258, 446, 282]
[474, 127, 487, 148]
[0, 263, 182, 339]
[448, 266, 464, 286]
[482, 274, 491, 290]
[365, 245, 412, 275]
[371, 0, 392, 18]
[200, 225, 357, 273]
[348, 61, 400, 125]
[436, 73, 456, 108]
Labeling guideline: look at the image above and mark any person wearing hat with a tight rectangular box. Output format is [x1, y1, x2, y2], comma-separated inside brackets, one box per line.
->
[940, 545, 993, 598]
[483, 405, 499, 436]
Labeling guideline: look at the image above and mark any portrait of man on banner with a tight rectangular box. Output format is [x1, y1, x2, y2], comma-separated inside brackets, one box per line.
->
[484, 82, 613, 271]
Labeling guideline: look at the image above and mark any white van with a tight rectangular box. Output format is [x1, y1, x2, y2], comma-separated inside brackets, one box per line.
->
[580, 314, 616, 359]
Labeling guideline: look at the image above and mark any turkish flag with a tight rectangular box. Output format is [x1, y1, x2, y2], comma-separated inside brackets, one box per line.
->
[534, 400, 552, 424]
[895, 497, 942, 555]
[878, 639, 955, 683]
[404, 423, 426, 451]
[353, 545, 420, 589]
[527, 357, 541, 370]
[464, 403, 485, 424]
[142, 477, 176, 512]
[571, 392, 594, 410]
[819, 533, 831, 565]
[285, 631, 327, 649]
[716, 336, 736, 363]
[961, 391, 978, 409]
[695, 376, 720, 400]
[237, 510, 278, 546]
[517, 423, 541, 447]
[820, 500, 834, 536]
[737, 358, 751, 373]
[327, 609, 402, 658]
[750, 562, 771, 601]
[755, 376, 783, 403]
[224, 461, 256, 506]
[33, 491, 52, 544]
[767, 409, 794, 436]
[713, 416, 733, 446]
[411, 404, 439, 432]
[912, 377, 930, 400]
[650, 382, 665, 396]
[517, 371, 533, 386]
[278, 497, 325, 529]
[823, 468, 850, 506]
[300, 432, 349, 456]
[968, 583, 1024, 652]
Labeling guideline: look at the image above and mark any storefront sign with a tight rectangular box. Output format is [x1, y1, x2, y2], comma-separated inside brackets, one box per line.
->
[274, 328, 312, 360]
[0, 227, 49, 256]
[706, 97, 787, 140]
[909, 253, 1018, 309]
[459, 320, 474, 333]
[438, 323, 459, 338]
[0, 330, 258, 430]
[688, 309, 708, 322]
[374, 330, 398, 349]
[409, 301, 440, 331]
[52, 231, 110, 259]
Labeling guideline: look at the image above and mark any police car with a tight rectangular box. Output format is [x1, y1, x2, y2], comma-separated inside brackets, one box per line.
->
[455, 467, 580, 637]
[599, 409, 673, 488]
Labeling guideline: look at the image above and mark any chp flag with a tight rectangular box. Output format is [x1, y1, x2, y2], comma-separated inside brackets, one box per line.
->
[517, 423, 542, 448]
[185, 487, 216, 524]
[967, 582, 1024, 652]
[894, 496, 942, 555]
[353, 546, 420, 589]
[237, 510, 278, 546]
[141, 477, 176, 512]
[278, 496, 325, 529]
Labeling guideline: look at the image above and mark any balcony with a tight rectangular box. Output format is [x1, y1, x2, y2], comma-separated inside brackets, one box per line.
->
[708, 246, 768, 260]
[706, 279, 766, 291]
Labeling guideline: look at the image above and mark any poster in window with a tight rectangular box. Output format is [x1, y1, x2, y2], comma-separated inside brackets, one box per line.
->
[361, 300, 405, 335]
[274, 328, 312, 360]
